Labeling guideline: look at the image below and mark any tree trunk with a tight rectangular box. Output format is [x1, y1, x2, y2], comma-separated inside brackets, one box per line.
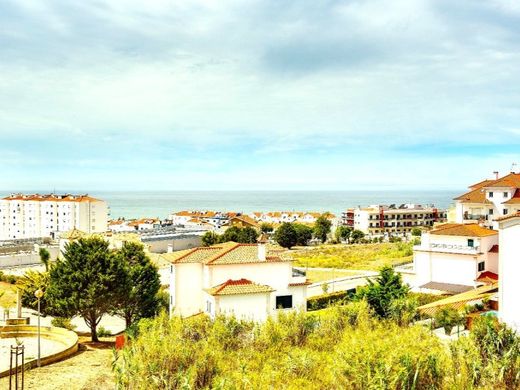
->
[125, 314, 132, 329]
[91, 321, 98, 342]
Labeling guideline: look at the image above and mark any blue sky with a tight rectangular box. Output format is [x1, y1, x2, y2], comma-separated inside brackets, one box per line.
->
[1, 0, 520, 191]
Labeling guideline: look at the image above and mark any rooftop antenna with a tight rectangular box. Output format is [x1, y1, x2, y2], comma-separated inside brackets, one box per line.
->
[511, 163, 518, 173]
[493, 171, 499, 180]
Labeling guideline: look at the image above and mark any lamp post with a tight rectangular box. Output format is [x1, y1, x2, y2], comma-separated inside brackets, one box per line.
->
[34, 289, 44, 368]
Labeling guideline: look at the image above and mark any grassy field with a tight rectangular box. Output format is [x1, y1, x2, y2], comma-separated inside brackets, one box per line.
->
[305, 269, 362, 283]
[291, 242, 414, 270]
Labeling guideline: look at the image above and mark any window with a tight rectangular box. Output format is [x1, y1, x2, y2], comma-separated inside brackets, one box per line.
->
[206, 300, 212, 313]
[489, 209, 493, 215]
[467, 239, 474, 247]
[478, 261, 485, 272]
[503, 209, 509, 215]
[275, 295, 293, 309]
[504, 192, 509, 198]
[489, 192, 493, 198]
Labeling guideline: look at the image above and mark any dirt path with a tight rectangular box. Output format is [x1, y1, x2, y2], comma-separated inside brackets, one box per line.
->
[0, 339, 116, 390]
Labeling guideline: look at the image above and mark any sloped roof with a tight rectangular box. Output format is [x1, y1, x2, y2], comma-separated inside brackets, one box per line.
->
[60, 228, 87, 240]
[503, 189, 520, 204]
[476, 271, 498, 284]
[205, 279, 274, 296]
[418, 283, 498, 316]
[163, 242, 289, 265]
[496, 212, 520, 222]
[483, 172, 520, 188]
[229, 215, 260, 228]
[430, 223, 497, 237]
[488, 245, 499, 253]
[453, 187, 491, 204]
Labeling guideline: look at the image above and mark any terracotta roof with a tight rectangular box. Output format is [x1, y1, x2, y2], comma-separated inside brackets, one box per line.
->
[453, 187, 491, 204]
[229, 215, 260, 228]
[483, 172, 520, 189]
[418, 283, 498, 316]
[488, 245, 499, 253]
[503, 189, 520, 204]
[430, 223, 497, 237]
[288, 280, 312, 286]
[496, 212, 520, 222]
[476, 271, 498, 284]
[2, 193, 102, 203]
[468, 179, 496, 191]
[60, 228, 87, 240]
[205, 279, 274, 296]
[163, 242, 290, 265]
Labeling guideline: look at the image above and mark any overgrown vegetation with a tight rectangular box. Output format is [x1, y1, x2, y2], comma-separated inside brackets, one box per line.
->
[201, 226, 259, 246]
[114, 304, 520, 389]
[291, 242, 414, 270]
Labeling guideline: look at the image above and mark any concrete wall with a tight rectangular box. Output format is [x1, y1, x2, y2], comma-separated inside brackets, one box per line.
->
[0, 246, 59, 268]
[499, 217, 520, 331]
[146, 235, 201, 253]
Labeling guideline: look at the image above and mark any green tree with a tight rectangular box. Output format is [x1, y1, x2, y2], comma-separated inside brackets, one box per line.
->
[350, 229, 365, 243]
[39, 247, 51, 271]
[313, 214, 332, 243]
[335, 226, 353, 243]
[115, 242, 161, 328]
[435, 307, 464, 335]
[17, 270, 51, 315]
[220, 226, 242, 243]
[294, 223, 313, 246]
[260, 223, 274, 234]
[238, 226, 259, 243]
[274, 223, 298, 249]
[46, 237, 127, 341]
[201, 231, 220, 247]
[356, 265, 409, 318]
[411, 227, 422, 237]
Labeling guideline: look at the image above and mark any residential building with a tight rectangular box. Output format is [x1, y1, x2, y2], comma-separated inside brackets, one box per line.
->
[0, 193, 108, 241]
[453, 172, 520, 229]
[413, 223, 498, 292]
[497, 212, 520, 331]
[163, 239, 309, 321]
[345, 204, 446, 236]
[249, 211, 336, 226]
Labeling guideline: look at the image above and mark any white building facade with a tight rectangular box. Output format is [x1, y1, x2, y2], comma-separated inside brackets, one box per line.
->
[346, 204, 447, 236]
[454, 172, 520, 229]
[498, 212, 520, 331]
[413, 223, 498, 290]
[165, 241, 309, 322]
[0, 194, 108, 241]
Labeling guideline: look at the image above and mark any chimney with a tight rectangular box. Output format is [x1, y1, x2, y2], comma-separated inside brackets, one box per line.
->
[493, 171, 499, 180]
[167, 244, 174, 253]
[257, 233, 268, 261]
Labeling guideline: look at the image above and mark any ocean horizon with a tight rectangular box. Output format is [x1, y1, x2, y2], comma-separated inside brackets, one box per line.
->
[0, 190, 460, 220]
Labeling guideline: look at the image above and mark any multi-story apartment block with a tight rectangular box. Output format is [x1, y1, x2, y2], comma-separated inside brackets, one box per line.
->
[0, 194, 108, 241]
[344, 204, 446, 236]
[453, 172, 520, 229]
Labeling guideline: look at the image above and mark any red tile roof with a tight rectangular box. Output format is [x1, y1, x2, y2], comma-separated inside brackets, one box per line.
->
[205, 279, 274, 296]
[430, 223, 497, 237]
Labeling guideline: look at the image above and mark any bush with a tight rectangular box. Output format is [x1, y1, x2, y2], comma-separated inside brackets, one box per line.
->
[97, 326, 112, 338]
[51, 317, 77, 331]
[435, 307, 464, 335]
[307, 290, 353, 311]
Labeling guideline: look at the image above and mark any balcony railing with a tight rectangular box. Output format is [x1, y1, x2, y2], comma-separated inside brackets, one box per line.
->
[416, 243, 480, 254]
[463, 214, 488, 221]
[292, 268, 306, 277]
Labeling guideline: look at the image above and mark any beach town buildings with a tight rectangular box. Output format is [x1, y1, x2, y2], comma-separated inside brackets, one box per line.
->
[163, 238, 309, 321]
[497, 212, 520, 331]
[413, 223, 498, 293]
[249, 211, 334, 226]
[342, 204, 447, 236]
[0, 193, 108, 241]
[453, 172, 520, 229]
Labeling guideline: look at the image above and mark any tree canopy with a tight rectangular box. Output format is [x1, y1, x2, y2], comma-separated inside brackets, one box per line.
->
[294, 223, 313, 246]
[335, 226, 353, 242]
[274, 223, 298, 249]
[46, 237, 127, 341]
[313, 215, 332, 243]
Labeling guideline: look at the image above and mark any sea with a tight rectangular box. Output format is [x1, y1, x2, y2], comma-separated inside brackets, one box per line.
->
[85, 190, 461, 220]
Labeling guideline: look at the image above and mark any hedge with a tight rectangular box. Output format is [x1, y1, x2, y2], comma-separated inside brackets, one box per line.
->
[307, 289, 356, 311]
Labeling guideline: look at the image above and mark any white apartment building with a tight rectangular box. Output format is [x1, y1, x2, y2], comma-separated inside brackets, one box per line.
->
[413, 223, 498, 291]
[0, 194, 108, 241]
[454, 172, 520, 229]
[497, 212, 520, 331]
[345, 204, 447, 236]
[249, 211, 334, 225]
[164, 239, 309, 322]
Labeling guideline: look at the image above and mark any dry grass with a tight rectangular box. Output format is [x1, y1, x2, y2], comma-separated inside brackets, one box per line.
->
[305, 269, 361, 283]
[291, 243, 414, 270]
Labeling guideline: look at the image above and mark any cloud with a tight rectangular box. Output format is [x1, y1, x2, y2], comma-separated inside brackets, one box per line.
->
[0, 0, 519, 190]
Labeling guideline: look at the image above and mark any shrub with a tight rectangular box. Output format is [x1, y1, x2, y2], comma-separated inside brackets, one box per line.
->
[97, 326, 112, 338]
[51, 317, 77, 331]
[307, 290, 352, 311]
[435, 307, 464, 335]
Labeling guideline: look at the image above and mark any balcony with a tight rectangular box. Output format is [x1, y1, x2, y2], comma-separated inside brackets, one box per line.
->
[463, 214, 487, 222]
[415, 243, 481, 254]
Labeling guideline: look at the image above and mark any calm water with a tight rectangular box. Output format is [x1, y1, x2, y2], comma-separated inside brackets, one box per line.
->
[90, 190, 460, 219]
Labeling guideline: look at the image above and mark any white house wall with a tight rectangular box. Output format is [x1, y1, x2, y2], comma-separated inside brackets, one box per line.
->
[499, 219, 520, 331]
[173, 263, 203, 316]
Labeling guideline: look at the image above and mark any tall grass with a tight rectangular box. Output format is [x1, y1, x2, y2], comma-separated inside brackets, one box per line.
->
[113, 301, 520, 389]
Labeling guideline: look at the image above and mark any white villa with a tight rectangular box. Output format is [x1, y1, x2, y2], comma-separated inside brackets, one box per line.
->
[454, 172, 520, 229]
[497, 212, 520, 331]
[164, 238, 309, 322]
[414, 223, 498, 292]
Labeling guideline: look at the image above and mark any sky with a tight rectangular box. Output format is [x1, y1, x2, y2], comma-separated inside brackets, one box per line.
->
[1, 0, 520, 191]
